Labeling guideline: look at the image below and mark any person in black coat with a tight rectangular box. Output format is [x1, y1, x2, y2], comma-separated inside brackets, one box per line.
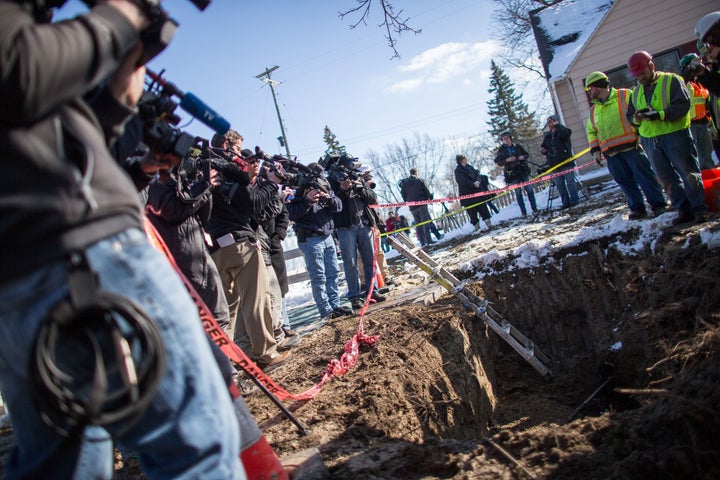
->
[454, 154, 493, 230]
[400, 168, 434, 246]
[494, 132, 538, 216]
[540, 115, 580, 209]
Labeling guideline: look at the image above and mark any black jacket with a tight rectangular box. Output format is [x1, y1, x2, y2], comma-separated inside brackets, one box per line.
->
[146, 174, 214, 289]
[329, 177, 378, 228]
[540, 124, 575, 169]
[400, 175, 432, 202]
[286, 186, 342, 238]
[0, 3, 144, 282]
[205, 166, 281, 251]
[454, 164, 490, 206]
[494, 143, 531, 184]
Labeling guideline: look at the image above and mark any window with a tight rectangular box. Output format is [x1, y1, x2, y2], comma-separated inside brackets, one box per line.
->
[605, 49, 681, 90]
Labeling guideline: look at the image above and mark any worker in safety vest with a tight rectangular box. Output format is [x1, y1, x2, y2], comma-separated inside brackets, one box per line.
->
[680, 53, 716, 169]
[585, 71, 667, 220]
[625, 50, 707, 225]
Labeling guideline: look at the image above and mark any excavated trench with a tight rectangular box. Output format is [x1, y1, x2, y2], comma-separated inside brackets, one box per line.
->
[243, 232, 720, 479]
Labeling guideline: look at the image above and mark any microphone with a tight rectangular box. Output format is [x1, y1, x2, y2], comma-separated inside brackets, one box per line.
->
[146, 69, 230, 135]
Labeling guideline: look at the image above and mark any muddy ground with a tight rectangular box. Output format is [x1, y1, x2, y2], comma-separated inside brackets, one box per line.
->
[2, 183, 719, 479]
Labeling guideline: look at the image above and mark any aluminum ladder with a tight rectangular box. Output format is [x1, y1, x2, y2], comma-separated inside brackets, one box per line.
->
[387, 232, 553, 376]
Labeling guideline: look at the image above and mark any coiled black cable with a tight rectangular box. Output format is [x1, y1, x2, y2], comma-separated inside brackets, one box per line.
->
[30, 290, 166, 438]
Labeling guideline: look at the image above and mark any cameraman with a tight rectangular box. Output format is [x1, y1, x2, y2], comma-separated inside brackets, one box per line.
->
[0, 1, 242, 479]
[327, 155, 386, 311]
[494, 132, 539, 217]
[206, 130, 292, 371]
[540, 115, 580, 210]
[286, 163, 351, 320]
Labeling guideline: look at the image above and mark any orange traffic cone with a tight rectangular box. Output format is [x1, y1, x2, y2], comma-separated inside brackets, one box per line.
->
[230, 383, 289, 480]
[376, 271, 385, 289]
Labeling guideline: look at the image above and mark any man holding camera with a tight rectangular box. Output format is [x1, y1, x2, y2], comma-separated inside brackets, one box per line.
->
[287, 163, 352, 320]
[540, 115, 580, 209]
[626, 50, 707, 225]
[494, 132, 539, 217]
[0, 1, 243, 478]
[585, 71, 667, 220]
[327, 154, 386, 310]
[206, 130, 292, 371]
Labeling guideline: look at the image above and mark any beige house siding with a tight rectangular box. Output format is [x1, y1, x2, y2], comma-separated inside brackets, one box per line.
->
[550, 0, 717, 156]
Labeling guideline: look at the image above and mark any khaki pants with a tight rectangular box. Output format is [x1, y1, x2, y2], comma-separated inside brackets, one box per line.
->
[211, 239, 277, 362]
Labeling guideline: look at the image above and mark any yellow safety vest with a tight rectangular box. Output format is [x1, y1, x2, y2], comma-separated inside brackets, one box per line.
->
[587, 88, 638, 154]
[632, 72, 691, 138]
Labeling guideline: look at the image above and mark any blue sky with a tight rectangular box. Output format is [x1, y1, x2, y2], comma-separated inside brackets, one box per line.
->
[58, 1, 520, 162]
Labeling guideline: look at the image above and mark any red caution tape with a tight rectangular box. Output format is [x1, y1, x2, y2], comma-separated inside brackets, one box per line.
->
[144, 219, 378, 401]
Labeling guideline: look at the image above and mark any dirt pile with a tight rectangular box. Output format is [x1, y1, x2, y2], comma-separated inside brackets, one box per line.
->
[243, 206, 720, 479]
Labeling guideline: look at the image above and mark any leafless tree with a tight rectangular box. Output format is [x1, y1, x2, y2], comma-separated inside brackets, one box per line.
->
[365, 133, 450, 204]
[339, 0, 421, 59]
[489, 0, 562, 79]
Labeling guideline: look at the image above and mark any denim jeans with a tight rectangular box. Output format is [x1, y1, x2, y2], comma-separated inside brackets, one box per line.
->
[409, 205, 432, 246]
[643, 129, 707, 215]
[298, 234, 341, 317]
[606, 148, 666, 212]
[0, 229, 243, 480]
[336, 224, 375, 300]
[512, 177, 538, 215]
[691, 121, 716, 170]
[551, 169, 579, 208]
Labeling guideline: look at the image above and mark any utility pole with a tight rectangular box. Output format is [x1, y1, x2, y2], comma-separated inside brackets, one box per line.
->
[255, 65, 291, 158]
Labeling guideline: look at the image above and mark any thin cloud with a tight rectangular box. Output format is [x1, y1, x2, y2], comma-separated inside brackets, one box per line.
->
[386, 40, 501, 94]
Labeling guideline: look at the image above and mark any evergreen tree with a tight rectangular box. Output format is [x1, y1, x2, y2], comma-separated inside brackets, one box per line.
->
[322, 126, 347, 155]
[485, 60, 539, 142]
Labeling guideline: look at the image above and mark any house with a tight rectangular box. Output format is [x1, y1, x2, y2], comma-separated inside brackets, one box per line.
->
[531, 0, 717, 160]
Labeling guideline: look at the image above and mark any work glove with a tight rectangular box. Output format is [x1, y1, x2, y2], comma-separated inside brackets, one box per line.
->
[592, 151, 603, 166]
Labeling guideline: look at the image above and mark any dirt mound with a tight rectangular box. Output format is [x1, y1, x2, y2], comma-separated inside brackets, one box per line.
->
[242, 216, 720, 479]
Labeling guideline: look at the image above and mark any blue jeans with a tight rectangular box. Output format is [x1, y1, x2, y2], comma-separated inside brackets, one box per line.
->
[551, 168, 579, 207]
[336, 224, 374, 300]
[606, 148, 666, 212]
[643, 129, 707, 215]
[409, 205, 432, 246]
[298, 234, 341, 317]
[512, 177, 538, 215]
[0, 229, 243, 480]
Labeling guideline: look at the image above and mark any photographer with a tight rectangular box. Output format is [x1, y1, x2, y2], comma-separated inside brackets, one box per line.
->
[287, 163, 352, 320]
[540, 115, 580, 210]
[326, 154, 386, 311]
[454, 154, 493, 229]
[0, 1, 242, 478]
[494, 132, 539, 217]
[206, 130, 292, 371]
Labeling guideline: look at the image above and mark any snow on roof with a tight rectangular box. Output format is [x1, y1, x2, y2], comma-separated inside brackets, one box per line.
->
[531, 0, 614, 81]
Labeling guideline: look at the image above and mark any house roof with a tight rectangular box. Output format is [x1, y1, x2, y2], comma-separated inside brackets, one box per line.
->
[530, 0, 615, 81]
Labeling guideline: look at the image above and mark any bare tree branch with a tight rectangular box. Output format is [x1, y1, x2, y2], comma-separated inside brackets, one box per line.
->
[339, 0, 421, 59]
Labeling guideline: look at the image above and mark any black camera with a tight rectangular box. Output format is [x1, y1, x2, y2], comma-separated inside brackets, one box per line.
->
[320, 153, 362, 184]
[137, 91, 195, 159]
[537, 163, 551, 175]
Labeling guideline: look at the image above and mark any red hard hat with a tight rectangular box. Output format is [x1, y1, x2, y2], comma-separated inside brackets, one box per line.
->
[627, 51, 652, 77]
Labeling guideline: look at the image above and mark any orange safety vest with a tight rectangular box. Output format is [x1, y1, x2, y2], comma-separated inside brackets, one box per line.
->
[687, 81, 710, 122]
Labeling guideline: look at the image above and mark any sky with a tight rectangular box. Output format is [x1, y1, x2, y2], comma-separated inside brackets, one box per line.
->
[56, 0, 543, 163]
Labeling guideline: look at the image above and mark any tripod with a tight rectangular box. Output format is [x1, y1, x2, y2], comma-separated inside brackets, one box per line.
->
[545, 171, 589, 211]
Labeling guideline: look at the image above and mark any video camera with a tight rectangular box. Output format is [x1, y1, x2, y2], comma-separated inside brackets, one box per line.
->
[319, 153, 362, 184]
[138, 69, 230, 159]
[253, 147, 331, 195]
